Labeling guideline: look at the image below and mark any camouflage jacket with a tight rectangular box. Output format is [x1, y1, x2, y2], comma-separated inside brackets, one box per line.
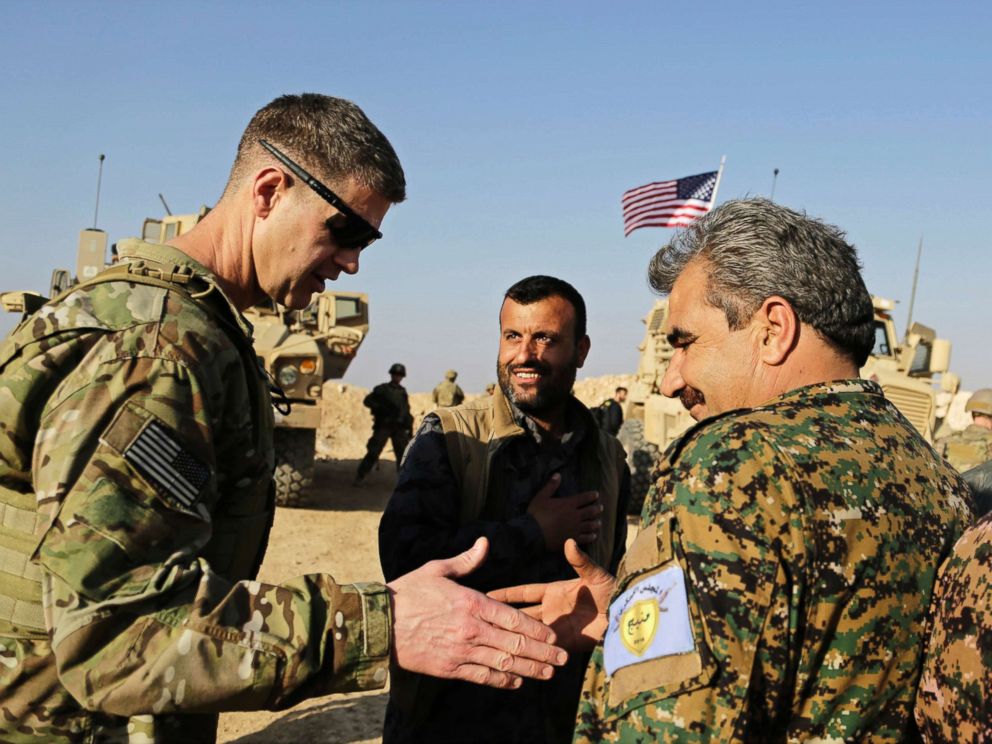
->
[935, 423, 992, 472]
[431, 380, 465, 408]
[575, 379, 972, 743]
[915, 511, 992, 743]
[0, 241, 390, 743]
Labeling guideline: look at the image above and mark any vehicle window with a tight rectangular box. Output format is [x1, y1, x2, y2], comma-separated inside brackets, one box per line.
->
[335, 297, 362, 321]
[873, 322, 891, 357]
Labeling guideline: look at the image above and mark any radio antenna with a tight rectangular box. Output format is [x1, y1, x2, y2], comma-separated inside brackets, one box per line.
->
[92, 154, 105, 228]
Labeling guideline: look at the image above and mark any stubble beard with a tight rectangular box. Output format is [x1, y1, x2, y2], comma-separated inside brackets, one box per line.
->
[497, 357, 578, 417]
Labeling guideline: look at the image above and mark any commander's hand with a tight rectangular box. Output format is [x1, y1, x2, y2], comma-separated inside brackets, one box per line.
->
[388, 537, 569, 689]
[488, 539, 616, 654]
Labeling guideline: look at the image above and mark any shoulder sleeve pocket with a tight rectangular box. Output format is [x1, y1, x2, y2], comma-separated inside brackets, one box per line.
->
[100, 401, 213, 517]
[601, 515, 718, 719]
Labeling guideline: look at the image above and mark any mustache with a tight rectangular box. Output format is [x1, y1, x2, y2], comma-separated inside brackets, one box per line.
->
[509, 360, 552, 376]
[680, 386, 705, 411]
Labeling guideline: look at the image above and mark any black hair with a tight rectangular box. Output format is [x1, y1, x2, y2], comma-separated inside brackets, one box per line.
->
[504, 275, 587, 342]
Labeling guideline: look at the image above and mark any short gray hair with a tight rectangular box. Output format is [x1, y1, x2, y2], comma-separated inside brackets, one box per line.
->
[648, 198, 874, 366]
[225, 93, 405, 202]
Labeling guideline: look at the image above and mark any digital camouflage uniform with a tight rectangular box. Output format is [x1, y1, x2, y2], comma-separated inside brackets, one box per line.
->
[915, 511, 992, 743]
[935, 424, 992, 472]
[357, 381, 413, 478]
[575, 379, 972, 743]
[0, 240, 391, 743]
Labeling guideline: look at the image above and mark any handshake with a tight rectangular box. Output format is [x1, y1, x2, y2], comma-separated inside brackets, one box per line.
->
[388, 536, 616, 688]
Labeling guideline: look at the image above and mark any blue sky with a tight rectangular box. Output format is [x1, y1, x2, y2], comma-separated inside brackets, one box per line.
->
[1, 1, 989, 392]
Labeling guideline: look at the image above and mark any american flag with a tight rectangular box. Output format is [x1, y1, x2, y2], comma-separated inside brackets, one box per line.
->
[622, 170, 718, 236]
[124, 420, 210, 509]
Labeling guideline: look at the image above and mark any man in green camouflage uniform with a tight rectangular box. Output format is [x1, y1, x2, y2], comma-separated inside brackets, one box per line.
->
[0, 94, 565, 743]
[495, 198, 973, 741]
[935, 388, 992, 471]
[915, 512, 992, 742]
[432, 369, 465, 408]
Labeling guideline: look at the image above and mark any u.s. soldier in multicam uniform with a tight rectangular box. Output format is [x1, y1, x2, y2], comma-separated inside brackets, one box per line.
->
[0, 94, 567, 743]
[493, 198, 974, 742]
[934, 388, 992, 472]
[432, 369, 465, 408]
[915, 512, 992, 743]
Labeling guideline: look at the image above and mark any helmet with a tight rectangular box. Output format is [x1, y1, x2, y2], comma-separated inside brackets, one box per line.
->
[966, 388, 992, 416]
[389, 363, 407, 377]
[445, 369, 458, 381]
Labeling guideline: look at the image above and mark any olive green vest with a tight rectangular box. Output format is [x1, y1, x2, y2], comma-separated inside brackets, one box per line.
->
[434, 388, 624, 567]
[390, 390, 626, 723]
[0, 258, 273, 638]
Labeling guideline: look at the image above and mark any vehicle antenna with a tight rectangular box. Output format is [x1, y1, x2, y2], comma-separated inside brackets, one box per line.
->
[770, 168, 779, 201]
[92, 154, 105, 229]
[158, 193, 173, 216]
[905, 235, 923, 338]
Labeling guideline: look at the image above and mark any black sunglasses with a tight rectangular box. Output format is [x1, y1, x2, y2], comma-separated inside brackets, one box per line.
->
[259, 139, 382, 250]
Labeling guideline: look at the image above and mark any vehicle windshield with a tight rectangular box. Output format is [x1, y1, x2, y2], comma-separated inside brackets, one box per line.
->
[873, 321, 892, 357]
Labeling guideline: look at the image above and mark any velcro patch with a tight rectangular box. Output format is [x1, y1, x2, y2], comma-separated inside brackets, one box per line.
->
[123, 420, 209, 509]
[604, 564, 694, 676]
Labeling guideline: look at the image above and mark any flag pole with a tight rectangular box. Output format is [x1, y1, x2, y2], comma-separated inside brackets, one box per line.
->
[710, 155, 727, 208]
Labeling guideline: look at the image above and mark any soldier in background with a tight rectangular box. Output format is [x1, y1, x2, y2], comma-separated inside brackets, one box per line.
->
[595, 386, 627, 436]
[935, 388, 992, 471]
[494, 199, 973, 741]
[355, 362, 414, 484]
[486, 382, 497, 396]
[433, 369, 465, 408]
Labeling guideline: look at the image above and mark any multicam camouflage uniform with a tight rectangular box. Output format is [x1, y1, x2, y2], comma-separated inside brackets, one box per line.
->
[915, 512, 992, 743]
[0, 240, 391, 743]
[935, 424, 992, 472]
[432, 379, 465, 409]
[574, 379, 972, 743]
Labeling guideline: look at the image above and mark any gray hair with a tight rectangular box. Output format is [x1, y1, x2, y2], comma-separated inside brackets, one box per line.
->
[648, 198, 874, 366]
[225, 93, 405, 202]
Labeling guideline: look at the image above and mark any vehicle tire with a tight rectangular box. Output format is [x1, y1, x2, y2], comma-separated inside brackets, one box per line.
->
[617, 419, 661, 516]
[273, 428, 316, 507]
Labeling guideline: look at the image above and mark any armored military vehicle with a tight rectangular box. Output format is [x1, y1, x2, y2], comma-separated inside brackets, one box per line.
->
[618, 296, 959, 512]
[3, 212, 370, 507]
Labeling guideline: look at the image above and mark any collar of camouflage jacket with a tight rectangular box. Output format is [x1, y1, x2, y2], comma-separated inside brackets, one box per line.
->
[658, 377, 886, 470]
[116, 238, 254, 339]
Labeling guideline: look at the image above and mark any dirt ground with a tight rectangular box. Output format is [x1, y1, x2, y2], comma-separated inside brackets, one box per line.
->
[217, 375, 639, 743]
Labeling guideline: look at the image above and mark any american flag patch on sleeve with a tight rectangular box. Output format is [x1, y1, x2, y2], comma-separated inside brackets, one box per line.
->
[123, 420, 210, 509]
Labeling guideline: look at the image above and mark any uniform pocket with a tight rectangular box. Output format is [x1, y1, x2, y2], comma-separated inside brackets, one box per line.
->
[602, 515, 718, 720]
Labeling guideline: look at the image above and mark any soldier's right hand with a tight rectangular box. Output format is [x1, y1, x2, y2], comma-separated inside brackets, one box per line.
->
[527, 473, 603, 551]
[388, 537, 568, 689]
